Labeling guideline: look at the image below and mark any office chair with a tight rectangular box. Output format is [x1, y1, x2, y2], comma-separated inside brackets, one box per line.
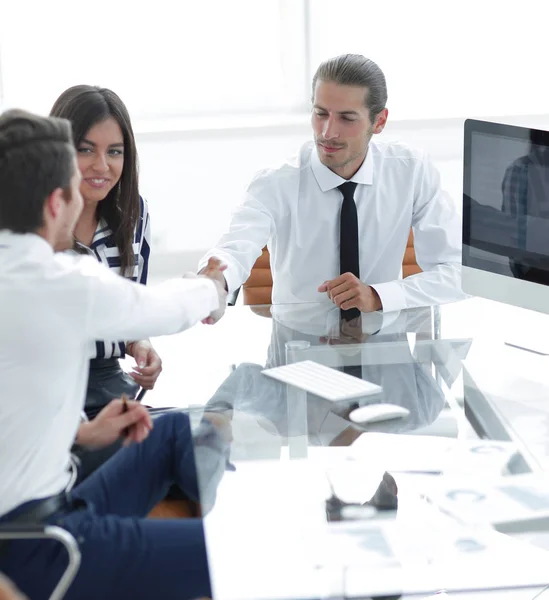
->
[0, 524, 81, 600]
[234, 229, 421, 306]
[0, 450, 83, 599]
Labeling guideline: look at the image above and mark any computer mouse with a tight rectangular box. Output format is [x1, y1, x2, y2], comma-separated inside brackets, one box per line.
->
[349, 403, 410, 424]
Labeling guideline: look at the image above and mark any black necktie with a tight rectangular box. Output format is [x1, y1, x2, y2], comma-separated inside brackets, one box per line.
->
[338, 181, 360, 321]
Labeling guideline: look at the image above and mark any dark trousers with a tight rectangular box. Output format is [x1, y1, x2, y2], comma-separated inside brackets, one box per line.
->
[78, 357, 189, 505]
[0, 413, 212, 600]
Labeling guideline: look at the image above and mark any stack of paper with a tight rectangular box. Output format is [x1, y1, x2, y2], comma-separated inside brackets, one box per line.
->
[351, 433, 518, 477]
[419, 472, 549, 534]
[314, 514, 549, 597]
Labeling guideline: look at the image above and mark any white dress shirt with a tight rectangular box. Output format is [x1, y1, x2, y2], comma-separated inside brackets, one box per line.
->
[199, 140, 465, 312]
[0, 231, 219, 517]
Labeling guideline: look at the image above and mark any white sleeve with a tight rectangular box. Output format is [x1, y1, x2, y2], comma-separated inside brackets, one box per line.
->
[81, 258, 220, 342]
[198, 180, 274, 294]
[371, 154, 467, 312]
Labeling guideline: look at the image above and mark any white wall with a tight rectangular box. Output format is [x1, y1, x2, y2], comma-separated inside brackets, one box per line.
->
[138, 114, 549, 279]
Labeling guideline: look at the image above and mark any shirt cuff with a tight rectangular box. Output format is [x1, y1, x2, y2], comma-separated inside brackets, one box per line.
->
[370, 281, 407, 314]
[171, 277, 221, 324]
[220, 263, 240, 296]
[197, 278, 222, 315]
[361, 309, 402, 335]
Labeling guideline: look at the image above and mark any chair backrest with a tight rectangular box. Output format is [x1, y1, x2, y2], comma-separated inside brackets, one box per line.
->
[242, 247, 273, 305]
[402, 230, 422, 278]
[241, 229, 421, 305]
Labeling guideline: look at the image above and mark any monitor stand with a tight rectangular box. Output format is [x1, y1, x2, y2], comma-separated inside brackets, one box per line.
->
[504, 331, 549, 355]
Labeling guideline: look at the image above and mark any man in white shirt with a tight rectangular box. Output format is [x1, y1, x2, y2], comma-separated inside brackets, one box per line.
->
[0, 109, 228, 599]
[200, 54, 464, 316]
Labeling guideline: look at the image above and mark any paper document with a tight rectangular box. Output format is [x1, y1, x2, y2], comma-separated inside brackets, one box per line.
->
[351, 433, 517, 476]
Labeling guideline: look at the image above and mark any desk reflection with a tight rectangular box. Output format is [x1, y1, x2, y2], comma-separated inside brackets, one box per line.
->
[204, 304, 445, 447]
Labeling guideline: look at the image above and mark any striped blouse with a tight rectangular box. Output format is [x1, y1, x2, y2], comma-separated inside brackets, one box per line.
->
[78, 196, 151, 359]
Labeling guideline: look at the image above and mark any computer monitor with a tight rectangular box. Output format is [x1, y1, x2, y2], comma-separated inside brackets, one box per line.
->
[462, 119, 549, 352]
[462, 119, 549, 306]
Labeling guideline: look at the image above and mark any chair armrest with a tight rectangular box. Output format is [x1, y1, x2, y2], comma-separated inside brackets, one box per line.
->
[0, 525, 81, 600]
[0, 523, 47, 535]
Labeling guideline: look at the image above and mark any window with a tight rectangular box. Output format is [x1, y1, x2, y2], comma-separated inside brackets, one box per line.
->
[0, 0, 306, 118]
[1, 0, 548, 123]
[309, 0, 549, 120]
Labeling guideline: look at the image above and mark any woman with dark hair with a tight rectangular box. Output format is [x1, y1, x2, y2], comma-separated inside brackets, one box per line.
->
[50, 85, 162, 476]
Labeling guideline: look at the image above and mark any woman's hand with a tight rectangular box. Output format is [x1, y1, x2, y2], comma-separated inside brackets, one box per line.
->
[127, 340, 162, 390]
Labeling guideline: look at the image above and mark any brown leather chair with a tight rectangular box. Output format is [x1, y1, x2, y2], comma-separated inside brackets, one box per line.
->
[242, 247, 273, 305]
[402, 230, 422, 278]
[241, 229, 421, 305]
[148, 498, 200, 519]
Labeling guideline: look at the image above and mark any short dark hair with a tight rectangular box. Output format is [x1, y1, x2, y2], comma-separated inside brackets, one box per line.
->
[312, 54, 388, 118]
[50, 85, 140, 276]
[529, 128, 549, 148]
[0, 109, 75, 234]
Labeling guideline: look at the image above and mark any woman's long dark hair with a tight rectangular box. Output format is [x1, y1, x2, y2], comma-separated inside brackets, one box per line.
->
[50, 85, 139, 276]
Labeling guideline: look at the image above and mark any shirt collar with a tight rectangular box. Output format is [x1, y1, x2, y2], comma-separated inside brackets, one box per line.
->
[90, 219, 112, 249]
[311, 142, 374, 192]
[0, 230, 54, 255]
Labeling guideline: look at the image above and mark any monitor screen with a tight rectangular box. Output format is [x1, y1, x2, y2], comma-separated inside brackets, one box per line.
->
[463, 120, 549, 285]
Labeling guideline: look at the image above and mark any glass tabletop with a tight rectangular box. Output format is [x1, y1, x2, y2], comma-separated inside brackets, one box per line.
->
[138, 299, 549, 599]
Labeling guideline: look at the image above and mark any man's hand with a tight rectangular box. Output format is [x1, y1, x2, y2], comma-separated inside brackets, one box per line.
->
[199, 256, 228, 290]
[198, 257, 228, 324]
[76, 399, 153, 449]
[319, 316, 368, 345]
[127, 340, 162, 390]
[318, 273, 382, 313]
[0, 574, 27, 600]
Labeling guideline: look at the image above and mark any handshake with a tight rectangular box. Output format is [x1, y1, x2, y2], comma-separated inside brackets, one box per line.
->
[185, 257, 228, 325]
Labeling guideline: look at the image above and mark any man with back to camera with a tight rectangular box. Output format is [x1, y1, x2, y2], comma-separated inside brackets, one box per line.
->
[199, 54, 464, 320]
[501, 128, 549, 284]
[0, 109, 229, 599]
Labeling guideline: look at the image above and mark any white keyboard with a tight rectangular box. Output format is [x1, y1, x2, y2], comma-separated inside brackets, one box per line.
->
[262, 360, 383, 402]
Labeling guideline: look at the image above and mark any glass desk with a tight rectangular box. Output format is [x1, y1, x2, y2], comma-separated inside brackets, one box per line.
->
[137, 298, 549, 600]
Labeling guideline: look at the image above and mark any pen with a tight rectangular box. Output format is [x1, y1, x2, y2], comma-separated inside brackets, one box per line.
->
[121, 393, 130, 437]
